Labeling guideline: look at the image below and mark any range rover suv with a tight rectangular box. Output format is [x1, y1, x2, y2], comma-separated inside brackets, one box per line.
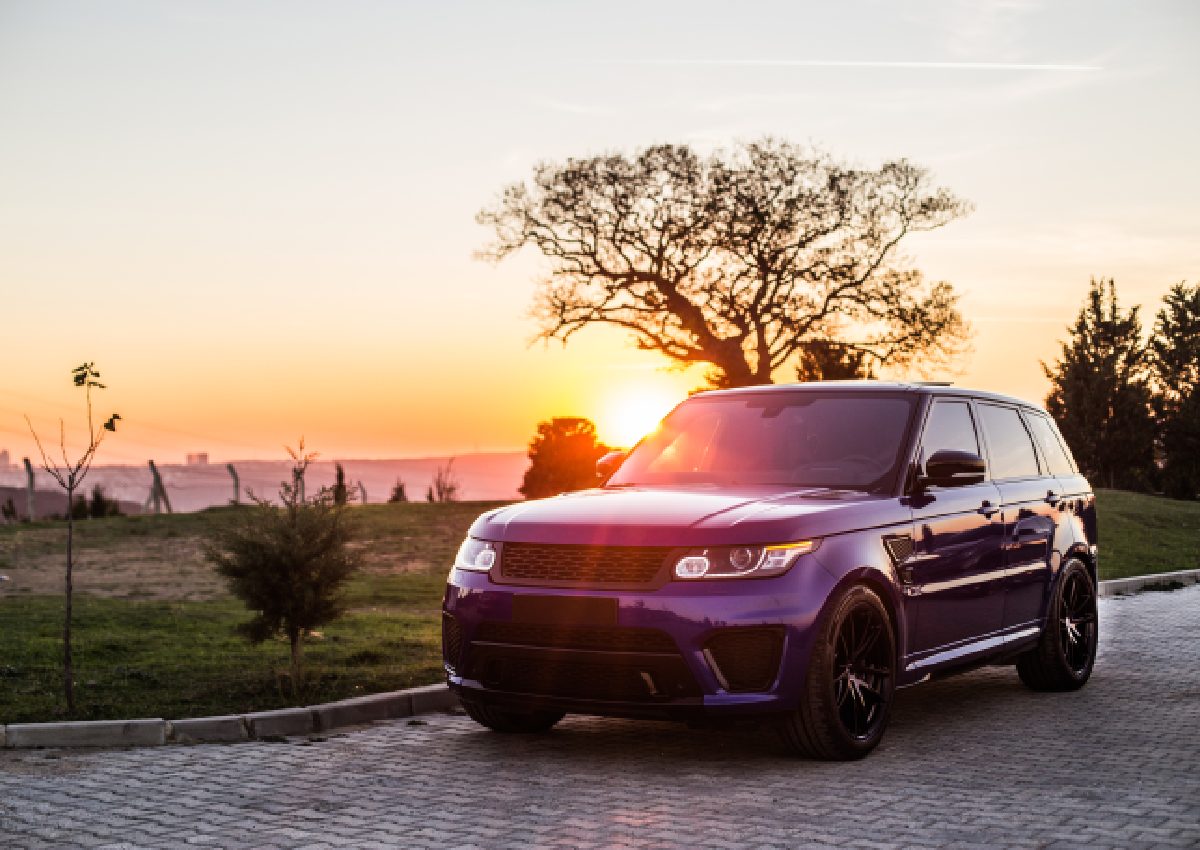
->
[442, 382, 1099, 759]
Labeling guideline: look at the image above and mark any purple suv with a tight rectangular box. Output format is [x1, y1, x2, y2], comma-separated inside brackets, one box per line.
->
[442, 383, 1098, 759]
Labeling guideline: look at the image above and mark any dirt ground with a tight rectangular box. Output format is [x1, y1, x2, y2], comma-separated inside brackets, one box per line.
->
[0, 531, 429, 601]
[0, 533, 223, 600]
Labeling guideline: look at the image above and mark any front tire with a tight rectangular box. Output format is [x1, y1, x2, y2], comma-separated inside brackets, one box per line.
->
[461, 699, 565, 734]
[778, 584, 896, 760]
[1017, 558, 1097, 691]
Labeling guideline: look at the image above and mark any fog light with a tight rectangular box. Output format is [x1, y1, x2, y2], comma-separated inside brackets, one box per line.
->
[674, 555, 710, 578]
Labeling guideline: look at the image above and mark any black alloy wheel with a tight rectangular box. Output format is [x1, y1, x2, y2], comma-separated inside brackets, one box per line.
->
[779, 584, 896, 760]
[1059, 567, 1098, 675]
[1017, 558, 1098, 691]
[833, 601, 893, 740]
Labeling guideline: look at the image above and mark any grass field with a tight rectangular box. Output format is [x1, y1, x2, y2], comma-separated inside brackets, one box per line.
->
[0, 490, 1196, 723]
[0, 501, 502, 723]
[1091, 488, 1200, 579]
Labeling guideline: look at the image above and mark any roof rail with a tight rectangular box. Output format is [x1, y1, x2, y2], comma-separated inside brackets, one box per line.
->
[912, 381, 954, 386]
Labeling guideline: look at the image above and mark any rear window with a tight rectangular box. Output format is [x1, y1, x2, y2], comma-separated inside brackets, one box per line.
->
[977, 404, 1040, 480]
[1026, 413, 1077, 476]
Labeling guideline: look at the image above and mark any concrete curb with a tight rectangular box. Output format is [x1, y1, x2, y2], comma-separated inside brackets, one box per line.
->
[1098, 567, 1200, 597]
[4, 718, 166, 749]
[1, 684, 460, 750]
[167, 714, 248, 744]
[244, 706, 315, 739]
[311, 691, 413, 732]
[5, 571, 1198, 750]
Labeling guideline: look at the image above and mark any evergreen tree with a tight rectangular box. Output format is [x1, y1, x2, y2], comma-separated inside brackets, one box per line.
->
[206, 449, 361, 692]
[88, 484, 120, 518]
[519, 417, 609, 499]
[1148, 282, 1200, 498]
[1043, 279, 1156, 490]
[796, 340, 877, 381]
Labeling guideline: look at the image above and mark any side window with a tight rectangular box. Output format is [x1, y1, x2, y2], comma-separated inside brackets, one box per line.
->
[978, 404, 1040, 479]
[919, 401, 980, 468]
[1026, 413, 1075, 476]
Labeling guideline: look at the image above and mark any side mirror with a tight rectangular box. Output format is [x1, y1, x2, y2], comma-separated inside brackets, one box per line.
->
[596, 450, 628, 482]
[921, 449, 986, 488]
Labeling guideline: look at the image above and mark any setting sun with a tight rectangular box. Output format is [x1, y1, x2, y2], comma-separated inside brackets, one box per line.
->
[593, 383, 685, 448]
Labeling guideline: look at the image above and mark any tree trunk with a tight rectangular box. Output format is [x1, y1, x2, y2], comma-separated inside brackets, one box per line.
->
[64, 478, 75, 714]
[709, 353, 760, 388]
[288, 629, 304, 696]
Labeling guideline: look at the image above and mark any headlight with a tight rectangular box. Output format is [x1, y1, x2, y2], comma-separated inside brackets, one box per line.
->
[455, 537, 498, 572]
[673, 540, 819, 580]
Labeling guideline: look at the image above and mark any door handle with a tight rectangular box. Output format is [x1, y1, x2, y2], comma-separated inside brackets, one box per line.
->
[978, 500, 1000, 518]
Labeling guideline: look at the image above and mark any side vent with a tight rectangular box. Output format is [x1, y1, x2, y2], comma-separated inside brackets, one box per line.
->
[882, 534, 914, 565]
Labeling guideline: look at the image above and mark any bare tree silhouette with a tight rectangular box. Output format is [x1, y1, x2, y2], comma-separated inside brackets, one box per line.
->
[480, 139, 970, 387]
[24, 362, 120, 713]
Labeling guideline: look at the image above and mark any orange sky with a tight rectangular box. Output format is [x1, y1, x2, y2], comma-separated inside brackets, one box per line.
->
[1, 2, 1198, 463]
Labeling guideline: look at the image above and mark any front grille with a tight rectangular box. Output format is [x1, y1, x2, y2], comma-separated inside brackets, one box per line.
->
[703, 627, 785, 693]
[442, 614, 463, 670]
[474, 622, 677, 654]
[499, 543, 670, 586]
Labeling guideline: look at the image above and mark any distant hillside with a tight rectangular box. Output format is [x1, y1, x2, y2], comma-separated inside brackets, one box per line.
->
[0, 485, 143, 520]
[0, 452, 527, 513]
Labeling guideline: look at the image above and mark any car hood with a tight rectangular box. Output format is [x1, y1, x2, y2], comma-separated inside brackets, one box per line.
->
[470, 485, 908, 547]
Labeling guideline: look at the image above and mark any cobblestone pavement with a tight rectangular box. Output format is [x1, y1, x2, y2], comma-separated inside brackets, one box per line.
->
[2, 586, 1199, 849]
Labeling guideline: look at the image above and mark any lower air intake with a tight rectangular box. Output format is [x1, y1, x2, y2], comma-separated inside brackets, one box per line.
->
[703, 627, 785, 693]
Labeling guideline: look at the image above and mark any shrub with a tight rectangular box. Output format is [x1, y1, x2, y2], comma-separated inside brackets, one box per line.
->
[205, 462, 361, 693]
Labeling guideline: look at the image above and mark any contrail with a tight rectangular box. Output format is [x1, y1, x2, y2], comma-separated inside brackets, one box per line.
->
[625, 59, 1101, 71]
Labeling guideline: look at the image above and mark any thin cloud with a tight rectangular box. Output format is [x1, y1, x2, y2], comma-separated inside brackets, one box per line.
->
[623, 59, 1101, 72]
[526, 97, 618, 117]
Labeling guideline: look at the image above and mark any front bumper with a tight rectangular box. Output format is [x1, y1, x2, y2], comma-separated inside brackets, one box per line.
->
[442, 559, 837, 720]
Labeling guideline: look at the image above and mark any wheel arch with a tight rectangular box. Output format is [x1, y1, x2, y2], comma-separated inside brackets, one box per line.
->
[1062, 543, 1098, 590]
[818, 564, 908, 667]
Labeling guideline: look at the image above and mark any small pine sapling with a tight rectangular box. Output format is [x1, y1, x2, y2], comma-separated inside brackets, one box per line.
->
[206, 443, 362, 693]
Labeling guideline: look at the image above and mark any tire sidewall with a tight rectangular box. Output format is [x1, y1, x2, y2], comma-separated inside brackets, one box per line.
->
[809, 584, 897, 757]
[1049, 558, 1098, 684]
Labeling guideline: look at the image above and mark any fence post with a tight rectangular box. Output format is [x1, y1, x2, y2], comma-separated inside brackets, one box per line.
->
[148, 460, 173, 514]
[226, 463, 240, 505]
[22, 457, 35, 521]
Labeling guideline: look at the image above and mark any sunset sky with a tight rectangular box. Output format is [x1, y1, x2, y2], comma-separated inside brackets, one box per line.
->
[2, 1, 1198, 464]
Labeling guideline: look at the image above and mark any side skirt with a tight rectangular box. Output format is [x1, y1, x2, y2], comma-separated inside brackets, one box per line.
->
[899, 625, 1042, 684]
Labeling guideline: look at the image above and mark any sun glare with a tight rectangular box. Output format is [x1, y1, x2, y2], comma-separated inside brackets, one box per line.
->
[595, 385, 683, 448]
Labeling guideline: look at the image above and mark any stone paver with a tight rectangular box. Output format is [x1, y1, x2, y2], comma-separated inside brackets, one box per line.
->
[2, 586, 1199, 849]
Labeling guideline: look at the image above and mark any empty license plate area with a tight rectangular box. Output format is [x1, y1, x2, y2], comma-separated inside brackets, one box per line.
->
[511, 595, 618, 626]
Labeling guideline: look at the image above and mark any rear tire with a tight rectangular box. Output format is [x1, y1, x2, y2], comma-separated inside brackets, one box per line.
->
[778, 584, 896, 760]
[461, 699, 565, 734]
[1017, 558, 1097, 691]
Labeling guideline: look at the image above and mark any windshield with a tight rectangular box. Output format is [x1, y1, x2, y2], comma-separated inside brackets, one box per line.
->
[607, 392, 916, 492]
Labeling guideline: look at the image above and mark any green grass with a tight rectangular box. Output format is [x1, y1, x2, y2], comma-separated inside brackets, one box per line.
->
[0, 490, 1196, 723]
[0, 595, 445, 723]
[0, 501, 502, 723]
[1094, 488, 1200, 579]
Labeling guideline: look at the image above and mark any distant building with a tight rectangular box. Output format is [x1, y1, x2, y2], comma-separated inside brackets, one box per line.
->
[186, 452, 209, 466]
[0, 449, 9, 468]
